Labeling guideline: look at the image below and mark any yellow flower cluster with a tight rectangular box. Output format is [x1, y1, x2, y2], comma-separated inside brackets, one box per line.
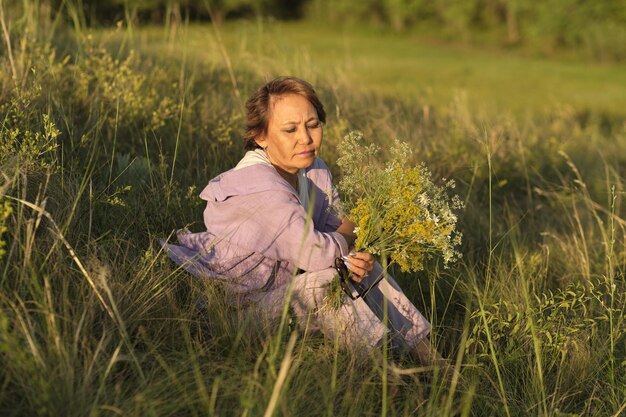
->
[337, 132, 462, 272]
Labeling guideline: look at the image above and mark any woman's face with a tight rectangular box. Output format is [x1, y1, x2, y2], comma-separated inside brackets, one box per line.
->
[255, 93, 322, 174]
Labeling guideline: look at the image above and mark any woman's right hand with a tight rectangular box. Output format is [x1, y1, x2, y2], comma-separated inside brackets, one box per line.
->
[343, 252, 374, 282]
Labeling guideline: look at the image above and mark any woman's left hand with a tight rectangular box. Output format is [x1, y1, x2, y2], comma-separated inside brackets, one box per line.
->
[344, 252, 375, 283]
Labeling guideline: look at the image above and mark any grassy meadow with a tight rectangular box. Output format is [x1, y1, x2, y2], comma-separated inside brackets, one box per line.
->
[1, 10, 626, 417]
[110, 21, 626, 118]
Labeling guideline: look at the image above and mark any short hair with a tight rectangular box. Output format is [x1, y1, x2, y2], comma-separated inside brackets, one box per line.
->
[243, 76, 326, 150]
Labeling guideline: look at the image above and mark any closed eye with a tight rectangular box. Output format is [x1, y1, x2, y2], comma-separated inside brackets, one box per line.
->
[307, 122, 320, 129]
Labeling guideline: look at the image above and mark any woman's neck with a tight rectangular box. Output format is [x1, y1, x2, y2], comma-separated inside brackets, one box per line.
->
[263, 150, 298, 189]
[274, 166, 298, 190]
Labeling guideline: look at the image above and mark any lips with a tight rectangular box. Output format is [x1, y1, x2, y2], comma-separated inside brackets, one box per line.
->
[296, 150, 315, 157]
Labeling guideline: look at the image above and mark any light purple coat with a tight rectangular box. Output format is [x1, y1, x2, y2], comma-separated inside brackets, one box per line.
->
[163, 157, 430, 350]
[163, 158, 349, 294]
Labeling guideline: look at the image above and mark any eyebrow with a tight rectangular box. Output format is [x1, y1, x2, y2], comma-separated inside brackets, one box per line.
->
[281, 116, 319, 126]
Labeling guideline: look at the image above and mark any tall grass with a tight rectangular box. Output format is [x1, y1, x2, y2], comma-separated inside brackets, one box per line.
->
[1, 2, 625, 416]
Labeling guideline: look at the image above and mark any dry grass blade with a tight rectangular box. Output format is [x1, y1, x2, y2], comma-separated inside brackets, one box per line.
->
[263, 331, 298, 417]
[0, 193, 146, 382]
[611, 401, 626, 417]
[0, 0, 17, 82]
[1, 194, 114, 319]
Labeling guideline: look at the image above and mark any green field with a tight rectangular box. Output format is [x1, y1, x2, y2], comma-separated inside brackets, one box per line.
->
[1, 16, 626, 417]
[124, 21, 626, 118]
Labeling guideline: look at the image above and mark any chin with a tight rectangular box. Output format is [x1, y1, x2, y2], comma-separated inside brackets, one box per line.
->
[293, 154, 316, 166]
[301, 156, 316, 168]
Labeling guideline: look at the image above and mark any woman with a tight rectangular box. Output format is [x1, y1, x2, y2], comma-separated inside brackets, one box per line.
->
[163, 76, 441, 364]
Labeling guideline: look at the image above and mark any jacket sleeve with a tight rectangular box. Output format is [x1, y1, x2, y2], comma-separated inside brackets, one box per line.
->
[307, 158, 345, 233]
[263, 192, 349, 272]
[322, 181, 344, 233]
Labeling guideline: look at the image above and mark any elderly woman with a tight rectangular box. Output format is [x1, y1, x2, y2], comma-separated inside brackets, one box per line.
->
[163, 76, 441, 364]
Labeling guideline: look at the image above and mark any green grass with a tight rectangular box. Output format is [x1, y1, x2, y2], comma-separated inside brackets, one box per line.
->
[1, 12, 626, 417]
[116, 21, 626, 118]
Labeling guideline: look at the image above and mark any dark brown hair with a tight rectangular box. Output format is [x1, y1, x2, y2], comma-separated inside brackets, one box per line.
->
[244, 76, 326, 150]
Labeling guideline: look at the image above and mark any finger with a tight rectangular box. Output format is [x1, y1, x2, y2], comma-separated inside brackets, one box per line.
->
[344, 252, 373, 265]
[344, 261, 367, 281]
[351, 253, 375, 272]
[351, 252, 374, 262]
[347, 255, 374, 272]
[344, 257, 371, 272]
[351, 274, 364, 283]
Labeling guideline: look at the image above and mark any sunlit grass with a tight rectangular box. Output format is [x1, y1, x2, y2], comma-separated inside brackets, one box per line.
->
[100, 20, 626, 119]
[1, 8, 625, 417]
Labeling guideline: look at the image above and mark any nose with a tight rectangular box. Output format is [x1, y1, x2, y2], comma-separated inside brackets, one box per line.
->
[298, 126, 313, 144]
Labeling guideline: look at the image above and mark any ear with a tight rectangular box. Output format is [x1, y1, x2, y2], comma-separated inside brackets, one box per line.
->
[255, 133, 268, 149]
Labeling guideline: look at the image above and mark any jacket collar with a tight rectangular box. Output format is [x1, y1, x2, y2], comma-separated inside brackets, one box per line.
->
[200, 163, 300, 202]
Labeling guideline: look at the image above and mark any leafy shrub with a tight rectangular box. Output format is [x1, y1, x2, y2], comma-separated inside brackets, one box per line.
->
[0, 113, 60, 172]
[467, 279, 626, 363]
[583, 22, 626, 63]
[72, 41, 178, 133]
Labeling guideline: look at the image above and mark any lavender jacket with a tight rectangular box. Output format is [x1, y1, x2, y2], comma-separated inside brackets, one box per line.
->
[163, 158, 350, 293]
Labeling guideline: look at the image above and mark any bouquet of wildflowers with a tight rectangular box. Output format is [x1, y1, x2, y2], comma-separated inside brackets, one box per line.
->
[336, 131, 462, 272]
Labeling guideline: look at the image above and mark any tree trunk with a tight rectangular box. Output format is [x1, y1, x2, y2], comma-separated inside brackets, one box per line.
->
[505, 0, 520, 45]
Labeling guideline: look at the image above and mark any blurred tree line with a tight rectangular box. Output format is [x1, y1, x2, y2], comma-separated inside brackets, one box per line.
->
[22, 0, 626, 61]
[308, 0, 626, 61]
[56, 0, 307, 25]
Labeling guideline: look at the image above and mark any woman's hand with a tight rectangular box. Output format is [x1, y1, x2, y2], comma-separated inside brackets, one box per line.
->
[343, 252, 374, 283]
